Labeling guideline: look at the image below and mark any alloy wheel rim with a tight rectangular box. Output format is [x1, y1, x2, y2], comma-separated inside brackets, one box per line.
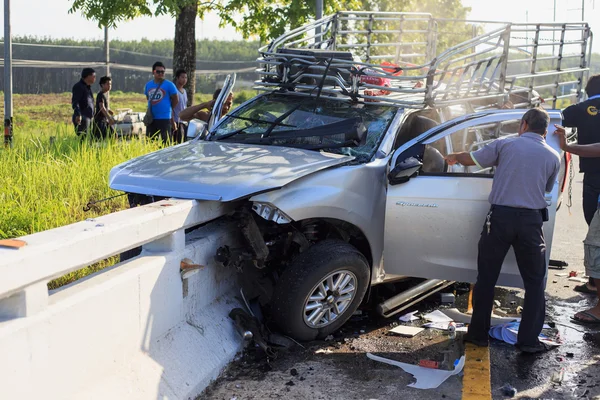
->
[302, 270, 357, 328]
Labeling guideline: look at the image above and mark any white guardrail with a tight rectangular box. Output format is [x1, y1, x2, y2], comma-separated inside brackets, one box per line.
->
[0, 199, 244, 400]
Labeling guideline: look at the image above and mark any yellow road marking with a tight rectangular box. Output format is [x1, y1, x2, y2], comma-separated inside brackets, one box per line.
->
[462, 343, 492, 400]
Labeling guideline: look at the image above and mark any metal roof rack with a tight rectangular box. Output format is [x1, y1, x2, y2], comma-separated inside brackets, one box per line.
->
[255, 11, 593, 109]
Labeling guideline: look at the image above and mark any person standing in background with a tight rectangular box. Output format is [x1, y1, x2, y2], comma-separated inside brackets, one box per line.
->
[94, 76, 115, 139]
[144, 62, 179, 143]
[173, 69, 188, 143]
[71, 68, 96, 137]
[562, 74, 600, 295]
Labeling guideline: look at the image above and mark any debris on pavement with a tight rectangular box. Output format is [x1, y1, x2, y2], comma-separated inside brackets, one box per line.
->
[569, 271, 578, 277]
[440, 293, 455, 304]
[569, 277, 589, 283]
[447, 322, 457, 339]
[324, 335, 335, 341]
[389, 325, 424, 337]
[366, 353, 466, 389]
[551, 369, 565, 384]
[494, 300, 502, 307]
[398, 311, 420, 322]
[500, 383, 518, 397]
[555, 273, 569, 277]
[423, 310, 453, 323]
[418, 359, 440, 369]
[441, 307, 517, 326]
[315, 348, 334, 354]
[422, 322, 468, 332]
[489, 322, 561, 347]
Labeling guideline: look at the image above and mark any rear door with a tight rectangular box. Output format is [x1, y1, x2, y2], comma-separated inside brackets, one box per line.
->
[383, 110, 563, 288]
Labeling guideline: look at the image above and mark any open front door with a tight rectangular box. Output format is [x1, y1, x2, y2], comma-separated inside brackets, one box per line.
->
[208, 73, 236, 130]
[383, 110, 563, 288]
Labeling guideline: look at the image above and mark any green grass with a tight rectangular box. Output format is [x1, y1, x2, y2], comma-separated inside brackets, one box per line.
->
[0, 90, 257, 289]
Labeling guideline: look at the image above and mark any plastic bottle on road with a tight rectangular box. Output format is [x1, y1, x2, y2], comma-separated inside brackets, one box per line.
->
[448, 322, 456, 339]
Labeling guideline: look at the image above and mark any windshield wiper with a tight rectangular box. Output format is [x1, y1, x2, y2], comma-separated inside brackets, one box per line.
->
[225, 114, 296, 127]
[212, 127, 247, 141]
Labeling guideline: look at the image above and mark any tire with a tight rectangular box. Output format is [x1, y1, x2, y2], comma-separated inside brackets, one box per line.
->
[270, 240, 370, 341]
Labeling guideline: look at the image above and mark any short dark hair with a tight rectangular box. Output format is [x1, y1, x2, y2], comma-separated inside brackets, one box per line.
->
[81, 68, 95, 79]
[152, 61, 166, 72]
[522, 107, 550, 135]
[99, 76, 111, 86]
[586, 74, 600, 97]
[213, 88, 222, 99]
[175, 69, 187, 79]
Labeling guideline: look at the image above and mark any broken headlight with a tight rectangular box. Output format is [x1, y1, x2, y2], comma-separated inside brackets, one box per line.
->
[252, 202, 292, 224]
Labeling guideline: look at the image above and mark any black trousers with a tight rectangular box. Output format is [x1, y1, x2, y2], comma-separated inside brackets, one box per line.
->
[147, 119, 172, 143]
[468, 205, 547, 347]
[73, 116, 92, 136]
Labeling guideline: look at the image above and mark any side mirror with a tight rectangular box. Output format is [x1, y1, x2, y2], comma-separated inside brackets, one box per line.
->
[388, 156, 423, 184]
[186, 119, 208, 141]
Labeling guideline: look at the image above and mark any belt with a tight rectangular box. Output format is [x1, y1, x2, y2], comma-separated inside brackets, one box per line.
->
[491, 205, 544, 213]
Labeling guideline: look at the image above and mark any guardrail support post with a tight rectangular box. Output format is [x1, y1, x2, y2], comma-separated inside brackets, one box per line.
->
[0, 282, 48, 319]
[142, 229, 185, 254]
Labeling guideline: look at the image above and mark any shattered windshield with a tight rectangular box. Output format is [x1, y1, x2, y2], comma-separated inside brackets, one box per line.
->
[210, 94, 397, 163]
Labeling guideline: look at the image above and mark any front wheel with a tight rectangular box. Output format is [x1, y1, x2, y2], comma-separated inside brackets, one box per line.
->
[270, 240, 369, 341]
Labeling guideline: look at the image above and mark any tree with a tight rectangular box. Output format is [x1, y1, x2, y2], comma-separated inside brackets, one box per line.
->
[173, 0, 199, 106]
[69, 0, 205, 104]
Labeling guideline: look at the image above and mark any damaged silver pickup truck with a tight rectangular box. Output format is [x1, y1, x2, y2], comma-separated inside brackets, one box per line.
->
[109, 12, 592, 341]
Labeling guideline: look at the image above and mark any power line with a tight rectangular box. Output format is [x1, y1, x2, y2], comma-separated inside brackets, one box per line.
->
[0, 41, 255, 64]
[0, 58, 255, 75]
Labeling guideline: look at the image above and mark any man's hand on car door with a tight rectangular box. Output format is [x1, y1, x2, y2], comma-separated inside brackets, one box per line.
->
[445, 153, 458, 165]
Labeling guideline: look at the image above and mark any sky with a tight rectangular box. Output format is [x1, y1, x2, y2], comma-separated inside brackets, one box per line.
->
[0, 0, 598, 52]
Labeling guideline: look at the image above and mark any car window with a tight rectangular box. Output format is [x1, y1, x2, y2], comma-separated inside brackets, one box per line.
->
[211, 94, 397, 163]
[421, 118, 521, 175]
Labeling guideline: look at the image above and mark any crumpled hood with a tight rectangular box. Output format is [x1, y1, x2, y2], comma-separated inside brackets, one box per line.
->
[109, 141, 353, 201]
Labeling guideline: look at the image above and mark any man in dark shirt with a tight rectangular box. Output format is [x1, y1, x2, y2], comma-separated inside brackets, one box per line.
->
[71, 68, 96, 136]
[94, 76, 115, 139]
[563, 74, 600, 294]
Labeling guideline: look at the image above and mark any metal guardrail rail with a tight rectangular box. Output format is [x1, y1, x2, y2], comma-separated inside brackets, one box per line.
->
[255, 11, 593, 109]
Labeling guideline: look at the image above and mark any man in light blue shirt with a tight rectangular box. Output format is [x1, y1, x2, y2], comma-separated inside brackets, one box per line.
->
[144, 61, 179, 143]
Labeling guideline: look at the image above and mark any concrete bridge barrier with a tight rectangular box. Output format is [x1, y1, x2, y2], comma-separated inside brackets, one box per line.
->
[0, 199, 243, 399]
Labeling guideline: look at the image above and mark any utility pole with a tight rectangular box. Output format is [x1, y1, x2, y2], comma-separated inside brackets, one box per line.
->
[4, 0, 13, 148]
[104, 26, 110, 105]
[104, 26, 110, 77]
[582, 0, 585, 20]
[552, 0, 556, 56]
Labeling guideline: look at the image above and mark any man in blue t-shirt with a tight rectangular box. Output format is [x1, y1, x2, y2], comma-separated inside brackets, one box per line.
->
[144, 61, 179, 143]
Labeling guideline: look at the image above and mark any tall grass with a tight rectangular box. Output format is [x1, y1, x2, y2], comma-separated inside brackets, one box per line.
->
[0, 124, 161, 239]
[0, 123, 162, 288]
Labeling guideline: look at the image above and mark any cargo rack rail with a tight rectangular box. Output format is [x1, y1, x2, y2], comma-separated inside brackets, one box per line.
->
[255, 11, 593, 109]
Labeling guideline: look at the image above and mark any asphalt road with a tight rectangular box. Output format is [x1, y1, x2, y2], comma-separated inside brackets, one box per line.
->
[201, 162, 600, 400]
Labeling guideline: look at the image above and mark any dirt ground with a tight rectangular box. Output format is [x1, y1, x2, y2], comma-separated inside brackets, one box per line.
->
[200, 162, 600, 400]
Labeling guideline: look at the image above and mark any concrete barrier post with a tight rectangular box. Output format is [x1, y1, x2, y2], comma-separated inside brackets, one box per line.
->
[0, 281, 48, 319]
